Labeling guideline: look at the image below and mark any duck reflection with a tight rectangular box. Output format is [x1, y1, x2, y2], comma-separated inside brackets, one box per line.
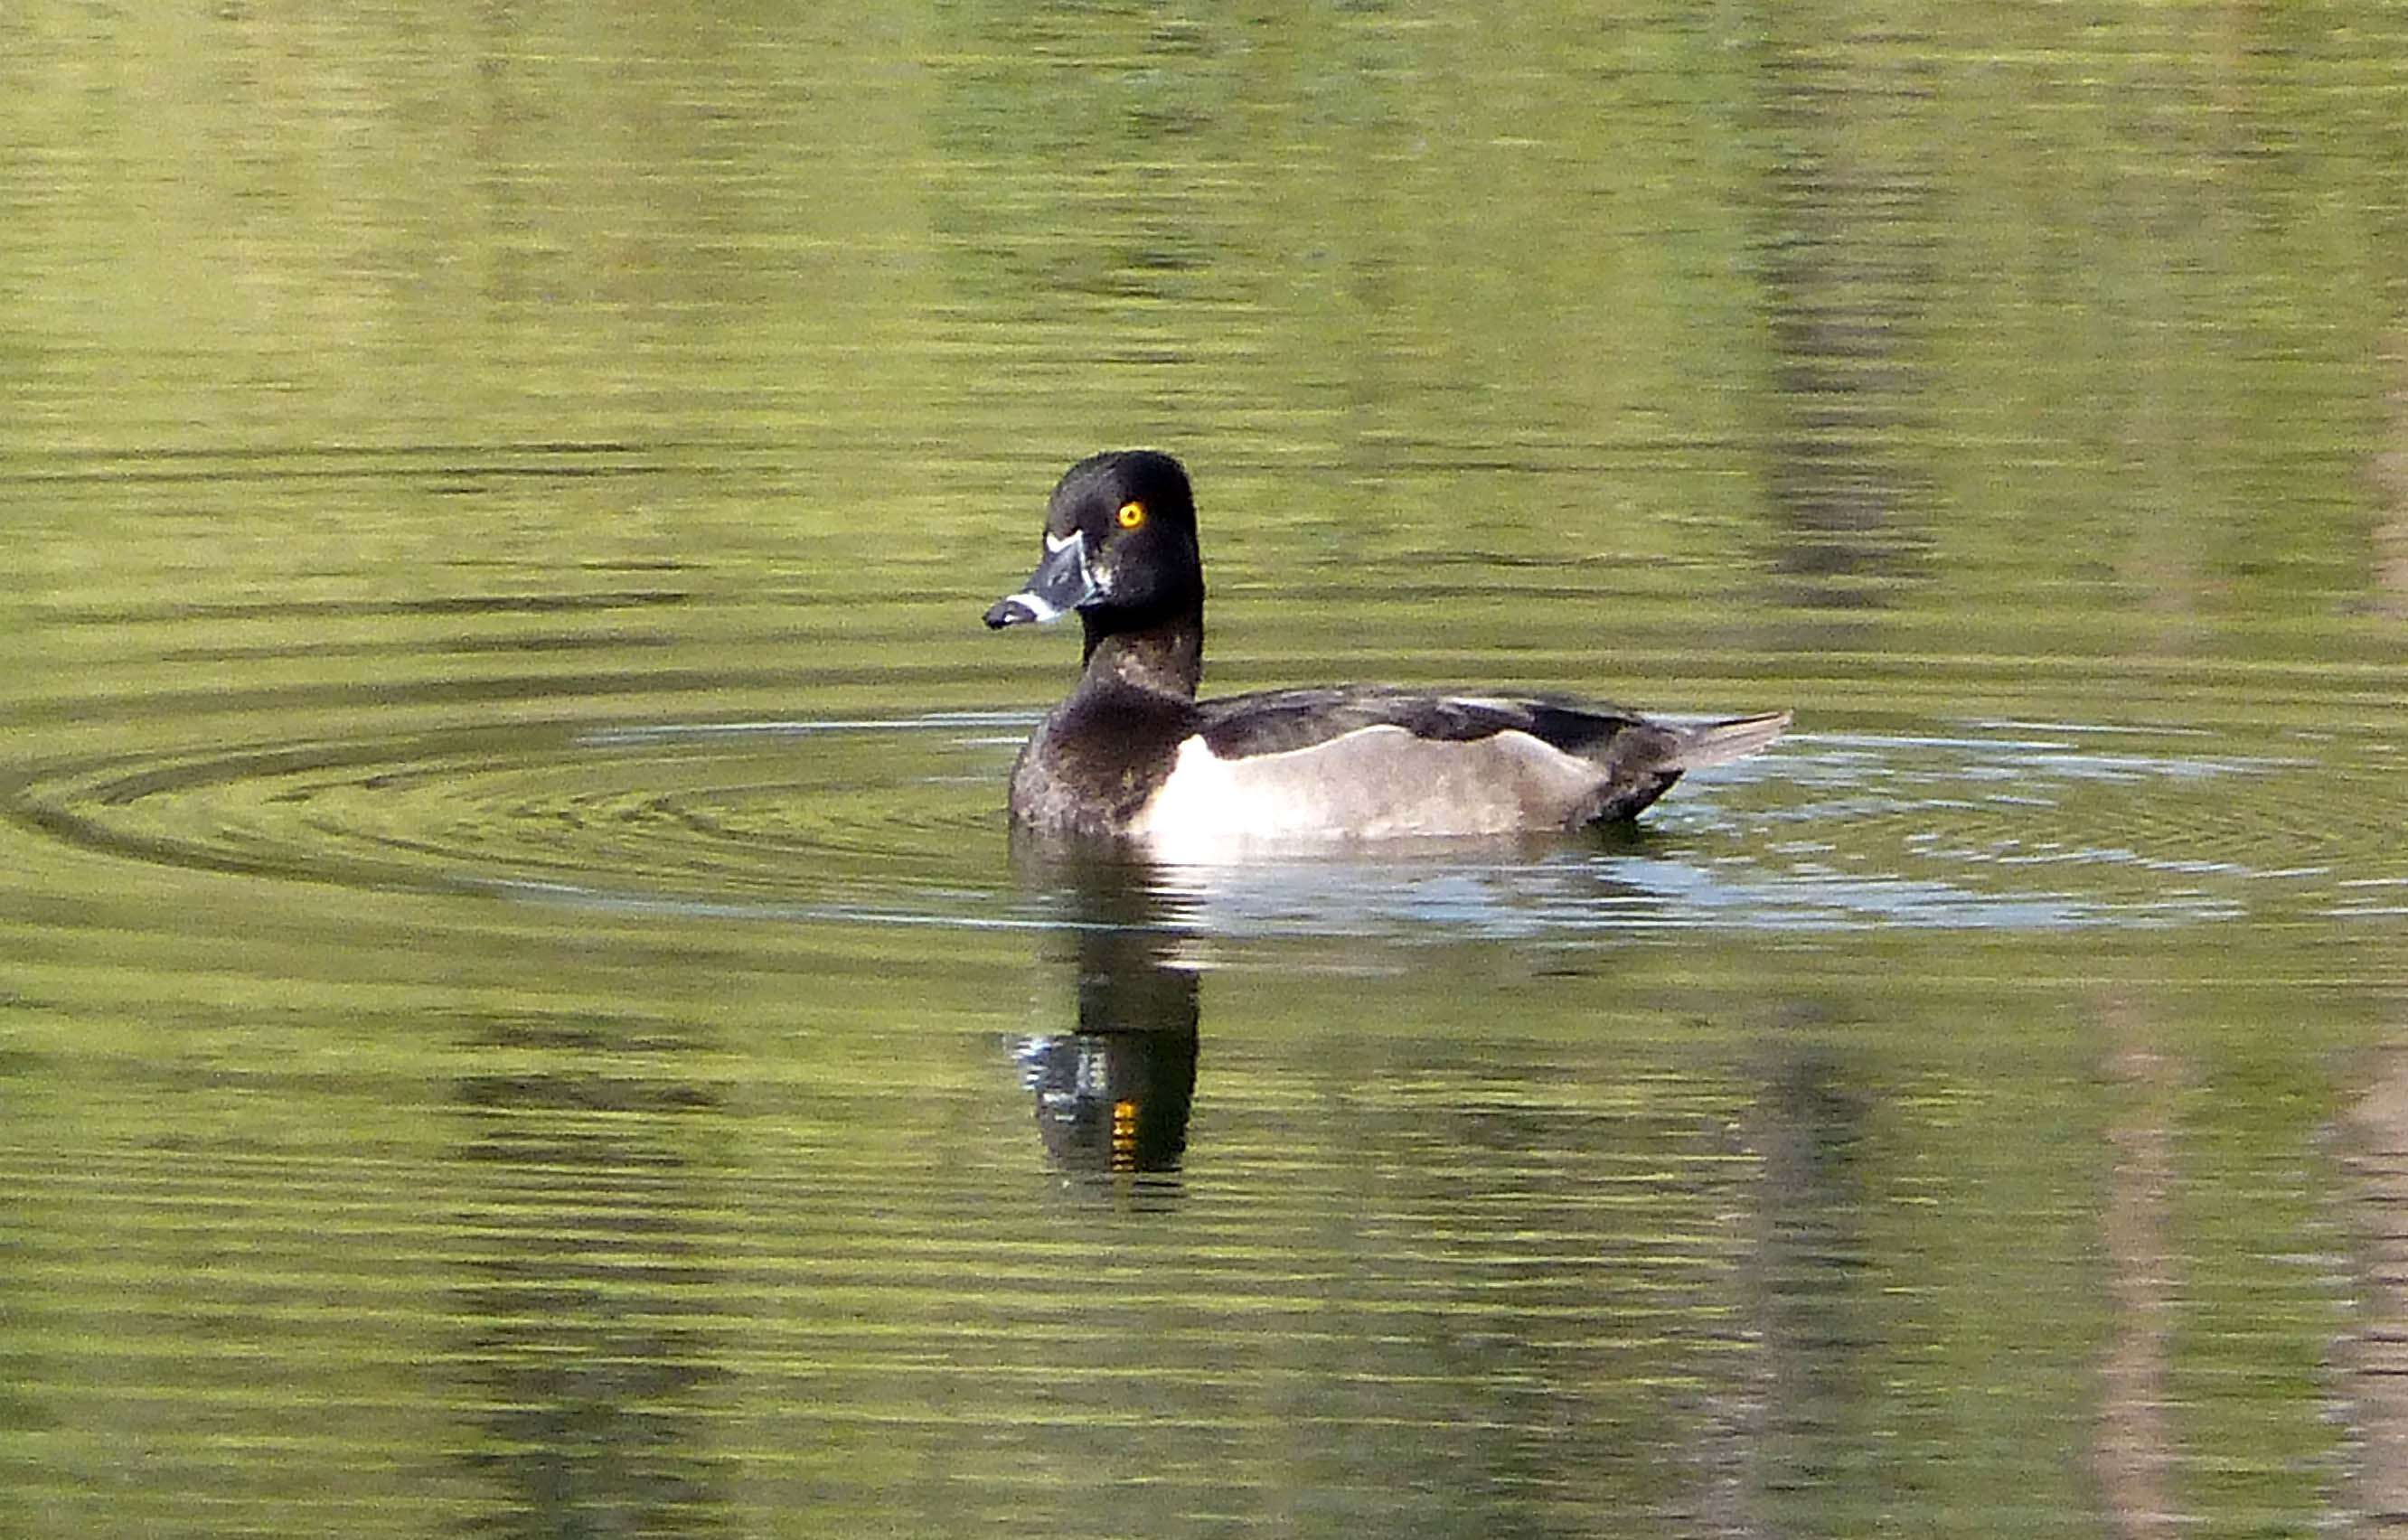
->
[1010, 838, 1199, 1178]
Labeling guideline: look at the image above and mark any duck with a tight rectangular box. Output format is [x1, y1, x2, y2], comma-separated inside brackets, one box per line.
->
[983, 450, 1789, 856]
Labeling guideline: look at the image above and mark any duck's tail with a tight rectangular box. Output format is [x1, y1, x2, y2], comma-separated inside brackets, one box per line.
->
[1672, 709, 1792, 771]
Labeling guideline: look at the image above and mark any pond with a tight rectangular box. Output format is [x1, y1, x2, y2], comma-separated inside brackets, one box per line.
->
[5, 5, 2408, 1535]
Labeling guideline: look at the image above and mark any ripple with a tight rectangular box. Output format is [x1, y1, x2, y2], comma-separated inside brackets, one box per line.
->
[4, 715, 2398, 940]
[2, 716, 1016, 915]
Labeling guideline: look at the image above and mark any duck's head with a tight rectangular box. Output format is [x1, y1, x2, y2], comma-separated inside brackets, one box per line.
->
[983, 450, 1202, 634]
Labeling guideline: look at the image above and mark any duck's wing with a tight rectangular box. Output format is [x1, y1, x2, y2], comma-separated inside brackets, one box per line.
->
[1113, 688, 1792, 841]
[1197, 686, 1708, 763]
[1199, 688, 1792, 808]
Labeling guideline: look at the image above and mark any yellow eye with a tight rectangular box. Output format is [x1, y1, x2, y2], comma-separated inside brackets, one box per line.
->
[1115, 501, 1146, 530]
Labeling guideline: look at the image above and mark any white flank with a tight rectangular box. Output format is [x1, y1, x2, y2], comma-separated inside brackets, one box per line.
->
[1126, 725, 1605, 862]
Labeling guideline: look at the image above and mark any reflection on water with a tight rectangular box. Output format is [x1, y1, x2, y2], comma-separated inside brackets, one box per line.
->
[1754, 26, 1934, 597]
[1013, 844, 1199, 1181]
[1746, 1043, 1886, 1514]
[451, 1011, 728, 1536]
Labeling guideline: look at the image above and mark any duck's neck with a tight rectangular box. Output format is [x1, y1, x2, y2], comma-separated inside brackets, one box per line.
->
[1081, 607, 1203, 700]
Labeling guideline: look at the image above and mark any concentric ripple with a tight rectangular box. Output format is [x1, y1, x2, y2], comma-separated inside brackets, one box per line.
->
[2, 714, 1024, 920]
[5, 714, 2398, 937]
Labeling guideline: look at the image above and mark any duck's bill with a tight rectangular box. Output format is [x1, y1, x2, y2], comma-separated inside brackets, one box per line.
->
[983, 531, 1098, 628]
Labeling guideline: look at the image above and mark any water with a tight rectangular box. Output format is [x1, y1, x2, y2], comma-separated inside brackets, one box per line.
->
[6, 5, 2408, 1535]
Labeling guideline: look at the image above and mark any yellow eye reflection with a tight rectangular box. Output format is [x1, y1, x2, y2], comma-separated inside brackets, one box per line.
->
[1115, 501, 1146, 530]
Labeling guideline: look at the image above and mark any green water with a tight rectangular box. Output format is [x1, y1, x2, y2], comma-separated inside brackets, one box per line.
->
[5, 5, 2408, 1535]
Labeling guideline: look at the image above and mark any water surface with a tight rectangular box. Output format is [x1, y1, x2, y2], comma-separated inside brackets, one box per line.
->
[6, 5, 2408, 1535]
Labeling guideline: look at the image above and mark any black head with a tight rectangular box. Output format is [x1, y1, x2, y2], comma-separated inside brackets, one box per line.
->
[983, 450, 1204, 634]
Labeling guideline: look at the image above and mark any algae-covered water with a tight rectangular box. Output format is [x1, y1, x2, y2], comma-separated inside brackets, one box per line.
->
[6, 5, 2408, 1534]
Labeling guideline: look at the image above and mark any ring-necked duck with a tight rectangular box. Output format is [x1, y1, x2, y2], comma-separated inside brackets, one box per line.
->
[985, 450, 1789, 855]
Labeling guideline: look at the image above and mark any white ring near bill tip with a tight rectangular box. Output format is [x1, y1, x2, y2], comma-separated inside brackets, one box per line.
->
[998, 530, 1095, 623]
[1001, 589, 1066, 623]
